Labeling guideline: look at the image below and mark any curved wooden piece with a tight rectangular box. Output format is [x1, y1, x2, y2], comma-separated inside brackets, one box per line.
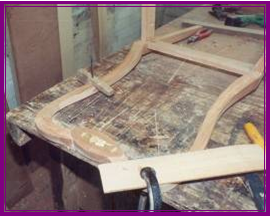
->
[190, 55, 264, 151]
[35, 41, 146, 163]
[103, 41, 146, 85]
[35, 26, 201, 164]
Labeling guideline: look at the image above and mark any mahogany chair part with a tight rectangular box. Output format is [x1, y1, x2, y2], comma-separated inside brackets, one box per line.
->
[35, 25, 202, 164]
[35, 5, 264, 167]
[190, 54, 265, 151]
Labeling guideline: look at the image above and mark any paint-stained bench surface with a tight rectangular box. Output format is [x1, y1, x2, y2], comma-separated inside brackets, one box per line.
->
[7, 8, 265, 210]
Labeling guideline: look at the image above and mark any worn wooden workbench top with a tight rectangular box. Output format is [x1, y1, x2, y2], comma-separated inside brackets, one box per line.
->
[7, 7, 265, 210]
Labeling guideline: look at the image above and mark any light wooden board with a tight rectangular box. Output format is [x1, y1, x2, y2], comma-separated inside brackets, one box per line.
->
[147, 41, 254, 76]
[141, 4, 156, 41]
[154, 25, 202, 43]
[57, 5, 75, 79]
[98, 145, 264, 193]
[181, 19, 264, 39]
[91, 5, 108, 60]
[6, 7, 265, 210]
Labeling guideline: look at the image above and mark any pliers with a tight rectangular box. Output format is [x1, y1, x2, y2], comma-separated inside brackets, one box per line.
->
[187, 28, 213, 44]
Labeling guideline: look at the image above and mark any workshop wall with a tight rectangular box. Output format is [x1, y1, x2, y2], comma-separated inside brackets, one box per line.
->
[72, 6, 96, 70]
[106, 5, 194, 55]
[106, 5, 141, 55]
[6, 27, 19, 109]
[6, 54, 18, 109]
[7, 6, 63, 103]
[156, 5, 195, 27]
[5, 5, 195, 108]
[70, 5, 194, 66]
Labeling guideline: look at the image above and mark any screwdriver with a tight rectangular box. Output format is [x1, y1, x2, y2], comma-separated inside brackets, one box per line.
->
[244, 122, 265, 211]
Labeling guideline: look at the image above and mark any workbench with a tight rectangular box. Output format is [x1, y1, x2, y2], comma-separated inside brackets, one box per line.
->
[6, 7, 265, 210]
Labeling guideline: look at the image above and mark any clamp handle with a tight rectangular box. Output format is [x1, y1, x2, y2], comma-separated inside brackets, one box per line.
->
[138, 167, 162, 211]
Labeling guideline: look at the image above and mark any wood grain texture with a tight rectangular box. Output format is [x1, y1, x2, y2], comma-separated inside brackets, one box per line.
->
[90, 5, 108, 61]
[7, 7, 265, 210]
[190, 54, 264, 151]
[35, 41, 146, 163]
[78, 68, 114, 97]
[57, 5, 75, 79]
[154, 25, 202, 43]
[147, 41, 254, 76]
[7, 6, 62, 102]
[34, 25, 201, 164]
[35, 6, 263, 165]
[98, 145, 264, 193]
[181, 19, 264, 39]
[141, 4, 156, 41]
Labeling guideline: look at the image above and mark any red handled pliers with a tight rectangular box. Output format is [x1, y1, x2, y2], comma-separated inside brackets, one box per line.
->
[187, 28, 213, 44]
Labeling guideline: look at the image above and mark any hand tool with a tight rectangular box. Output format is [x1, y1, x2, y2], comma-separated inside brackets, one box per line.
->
[225, 14, 265, 28]
[138, 167, 162, 211]
[244, 122, 265, 211]
[244, 122, 265, 150]
[90, 57, 94, 78]
[209, 4, 241, 20]
[187, 28, 213, 44]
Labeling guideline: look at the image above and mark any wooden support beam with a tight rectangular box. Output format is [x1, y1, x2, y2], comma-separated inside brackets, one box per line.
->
[57, 5, 76, 79]
[181, 19, 264, 39]
[154, 25, 202, 43]
[141, 4, 156, 41]
[147, 41, 254, 76]
[98, 145, 264, 193]
[90, 5, 108, 61]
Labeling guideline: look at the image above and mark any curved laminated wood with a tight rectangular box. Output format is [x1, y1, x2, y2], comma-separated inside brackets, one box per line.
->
[35, 41, 146, 163]
[29, 6, 265, 196]
[190, 55, 265, 151]
[103, 41, 146, 85]
[71, 127, 126, 162]
[35, 26, 201, 164]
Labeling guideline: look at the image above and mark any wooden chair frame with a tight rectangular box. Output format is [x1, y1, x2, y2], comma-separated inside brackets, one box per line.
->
[35, 5, 264, 191]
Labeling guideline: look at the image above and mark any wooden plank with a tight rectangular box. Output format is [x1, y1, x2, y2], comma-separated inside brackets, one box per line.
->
[57, 5, 75, 79]
[147, 41, 254, 76]
[7, 5, 63, 102]
[90, 5, 108, 61]
[154, 25, 202, 43]
[181, 19, 264, 39]
[6, 7, 265, 211]
[141, 4, 156, 41]
[98, 145, 264, 193]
